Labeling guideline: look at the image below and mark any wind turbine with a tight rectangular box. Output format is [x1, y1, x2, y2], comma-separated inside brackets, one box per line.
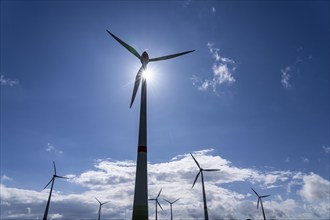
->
[163, 198, 179, 220]
[251, 187, 270, 220]
[107, 30, 194, 220]
[95, 197, 110, 220]
[42, 161, 69, 220]
[191, 153, 220, 220]
[148, 188, 163, 220]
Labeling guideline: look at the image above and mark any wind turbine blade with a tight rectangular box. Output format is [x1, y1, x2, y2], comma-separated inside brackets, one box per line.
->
[251, 187, 259, 197]
[95, 197, 101, 204]
[257, 198, 260, 209]
[163, 199, 171, 204]
[192, 171, 201, 188]
[149, 199, 156, 201]
[173, 198, 179, 204]
[102, 201, 110, 205]
[157, 201, 163, 210]
[53, 161, 57, 175]
[149, 50, 195, 62]
[261, 195, 270, 198]
[43, 177, 54, 190]
[106, 30, 141, 59]
[130, 66, 143, 108]
[190, 153, 201, 169]
[203, 169, 220, 172]
[55, 175, 69, 179]
[157, 188, 162, 199]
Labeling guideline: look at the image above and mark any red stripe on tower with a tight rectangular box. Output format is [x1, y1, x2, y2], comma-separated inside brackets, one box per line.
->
[138, 146, 147, 152]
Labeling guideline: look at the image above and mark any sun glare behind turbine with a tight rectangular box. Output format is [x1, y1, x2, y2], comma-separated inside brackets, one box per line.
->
[142, 68, 153, 81]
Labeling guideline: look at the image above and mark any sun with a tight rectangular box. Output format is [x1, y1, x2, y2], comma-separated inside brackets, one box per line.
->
[142, 68, 153, 81]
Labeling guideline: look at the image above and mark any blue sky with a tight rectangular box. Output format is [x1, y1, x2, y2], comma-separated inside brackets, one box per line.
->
[1, 1, 329, 219]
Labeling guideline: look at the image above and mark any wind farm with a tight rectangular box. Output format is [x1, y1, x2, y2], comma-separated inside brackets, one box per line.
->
[1, 1, 329, 220]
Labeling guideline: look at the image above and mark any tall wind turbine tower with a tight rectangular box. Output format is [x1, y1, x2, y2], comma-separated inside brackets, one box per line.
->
[190, 153, 220, 220]
[42, 161, 68, 220]
[95, 198, 110, 220]
[251, 187, 270, 220]
[107, 30, 194, 220]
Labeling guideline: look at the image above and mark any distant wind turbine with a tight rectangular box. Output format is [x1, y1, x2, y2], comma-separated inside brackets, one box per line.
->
[251, 187, 270, 220]
[191, 153, 220, 220]
[42, 161, 69, 220]
[163, 198, 179, 220]
[95, 197, 110, 220]
[149, 188, 163, 220]
[107, 30, 194, 220]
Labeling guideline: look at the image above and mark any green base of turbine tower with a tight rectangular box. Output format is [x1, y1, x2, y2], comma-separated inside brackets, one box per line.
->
[132, 205, 148, 220]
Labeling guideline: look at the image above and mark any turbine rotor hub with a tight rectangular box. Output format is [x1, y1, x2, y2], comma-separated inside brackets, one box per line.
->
[141, 51, 149, 66]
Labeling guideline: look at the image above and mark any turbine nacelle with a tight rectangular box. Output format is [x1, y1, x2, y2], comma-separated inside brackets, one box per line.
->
[141, 51, 149, 67]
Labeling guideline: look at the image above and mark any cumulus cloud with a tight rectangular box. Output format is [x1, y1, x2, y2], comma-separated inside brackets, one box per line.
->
[191, 43, 237, 93]
[1, 149, 329, 219]
[0, 74, 19, 86]
[45, 143, 63, 155]
[298, 172, 330, 202]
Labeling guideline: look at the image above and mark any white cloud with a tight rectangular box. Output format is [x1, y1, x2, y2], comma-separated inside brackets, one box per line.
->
[191, 43, 237, 93]
[1, 174, 13, 182]
[285, 157, 290, 163]
[211, 6, 216, 13]
[298, 172, 330, 202]
[322, 145, 330, 154]
[281, 66, 291, 88]
[0, 74, 19, 86]
[1, 149, 329, 219]
[280, 50, 312, 89]
[301, 157, 310, 163]
[49, 213, 63, 219]
[182, 0, 193, 8]
[45, 143, 63, 155]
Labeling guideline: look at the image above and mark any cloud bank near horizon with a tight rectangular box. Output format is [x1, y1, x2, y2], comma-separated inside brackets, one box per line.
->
[1, 149, 329, 219]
